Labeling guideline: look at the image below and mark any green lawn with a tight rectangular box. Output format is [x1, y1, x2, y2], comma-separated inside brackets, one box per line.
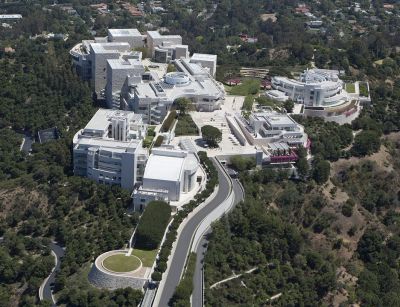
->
[346, 83, 356, 93]
[359, 82, 369, 97]
[242, 95, 255, 111]
[103, 254, 141, 272]
[131, 248, 158, 267]
[229, 79, 261, 96]
[143, 135, 154, 148]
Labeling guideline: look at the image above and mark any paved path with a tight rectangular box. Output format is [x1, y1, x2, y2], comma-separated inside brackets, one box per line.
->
[39, 242, 65, 306]
[209, 267, 258, 289]
[192, 177, 244, 307]
[155, 158, 232, 307]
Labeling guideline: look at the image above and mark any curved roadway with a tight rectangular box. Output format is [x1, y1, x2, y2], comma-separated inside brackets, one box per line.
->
[156, 158, 231, 307]
[192, 178, 244, 307]
[41, 242, 65, 306]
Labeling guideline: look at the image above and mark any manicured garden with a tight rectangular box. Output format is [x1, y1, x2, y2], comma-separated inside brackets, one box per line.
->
[134, 201, 171, 250]
[242, 95, 255, 111]
[103, 254, 141, 273]
[153, 135, 164, 147]
[174, 114, 199, 136]
[359, 82, 369, 97]
[346, 82, 356, 93]
[160, 110, 177, 132]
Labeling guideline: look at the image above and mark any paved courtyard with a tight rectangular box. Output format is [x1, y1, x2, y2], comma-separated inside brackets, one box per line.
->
[173, 95, 257, 157]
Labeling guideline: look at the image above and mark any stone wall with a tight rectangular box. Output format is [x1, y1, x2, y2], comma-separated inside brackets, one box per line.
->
[88, 263, 147, 290]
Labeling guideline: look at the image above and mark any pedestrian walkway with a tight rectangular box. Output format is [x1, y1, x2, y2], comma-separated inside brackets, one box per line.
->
[209, 267, 258, 289]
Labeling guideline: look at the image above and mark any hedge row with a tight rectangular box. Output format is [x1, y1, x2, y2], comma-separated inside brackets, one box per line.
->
[151, 152, 218, 282]
[160, 110, 177, 133]
[134, 201, 172, 250]
[153, 135, 164, 147]
[169, 252, 197, 306]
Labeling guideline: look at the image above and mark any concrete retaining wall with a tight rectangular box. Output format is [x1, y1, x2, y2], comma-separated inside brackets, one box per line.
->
[226, 115, 247, 146]
[88, 263, 147, 290]
[88, 250, 147, 290]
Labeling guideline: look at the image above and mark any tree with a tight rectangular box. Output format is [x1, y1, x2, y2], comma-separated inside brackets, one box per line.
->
[352, 130, 381, 156]
[175, 97, 191, 116]
[312, 158, 330, 184]
[167, 64, 176, 73]
[230, 156, 255, 171]
[201, 125, 222, 147]
[283, 99, 294, 113]
[296, 157, 309, 179]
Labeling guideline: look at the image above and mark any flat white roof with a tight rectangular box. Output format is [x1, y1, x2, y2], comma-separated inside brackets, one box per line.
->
[191, 53, 217, 62]
[147, 30, 181, 40]
[90, 42, 130, 54]
[76, 137, 140, 151]
[144, 153, 185, 182]
[134, 59, 223, 100]
[108, 28, 142, 37]
[84, 109, 111, 131]
[107, 58, 144, 70]
[253, 112, 297, 126]
[84, 109, 141, 131]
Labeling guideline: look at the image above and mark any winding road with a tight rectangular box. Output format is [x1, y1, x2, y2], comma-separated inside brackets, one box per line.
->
[192, 177, 244, 307]
[39, 242, 65, 306]
[154, 158, 232, 306]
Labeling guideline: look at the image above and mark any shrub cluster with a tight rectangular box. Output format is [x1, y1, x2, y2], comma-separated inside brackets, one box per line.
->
[242, 95, 254, 111]
[134, 201, 171, 250]
[151, 152, 218, 281]
[160, 110, 177, 133]
[175, 114, 199, 136]
[153, 135, 164, 147]
[169, 252, 197, 306]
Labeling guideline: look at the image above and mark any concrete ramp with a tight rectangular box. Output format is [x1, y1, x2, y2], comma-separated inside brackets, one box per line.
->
[225, 115, 248, 146]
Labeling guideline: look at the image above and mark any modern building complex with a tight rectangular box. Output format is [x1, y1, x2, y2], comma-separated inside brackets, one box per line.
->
[233, 111, 309, 164]
[107, 28, 144, 49]
[267, 69, 366, 124]
[190, 53, 217, 77]
[70, 28, 223, 124]
[132, 147, 200, 211]
[121, 58, 224, 124]
[146, 31, 188, 59]
[105, 58, 145, 109]
[73, 109, 201, 209]
[73, 109, 148, 191]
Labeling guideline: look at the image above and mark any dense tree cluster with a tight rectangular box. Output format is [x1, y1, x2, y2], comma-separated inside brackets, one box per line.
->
[335, 160, 398, 214]
[356, 229, 400, 306]
[135, 201, 171, 250]
[0, 6, 142, 305]
[204, 168, 336, 306]
[294, 116, 353, 161]
[0, 234, 53, 306]
[230, 156, 256, 171]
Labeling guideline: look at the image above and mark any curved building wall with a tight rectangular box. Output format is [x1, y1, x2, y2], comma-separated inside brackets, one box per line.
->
[304, 104, 360, 125]
[272, 74, 345, 107]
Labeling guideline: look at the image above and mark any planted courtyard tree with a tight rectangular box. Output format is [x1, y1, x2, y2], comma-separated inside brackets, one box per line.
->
[201, 125, 222, 147]
[175, 97, 191, 116]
